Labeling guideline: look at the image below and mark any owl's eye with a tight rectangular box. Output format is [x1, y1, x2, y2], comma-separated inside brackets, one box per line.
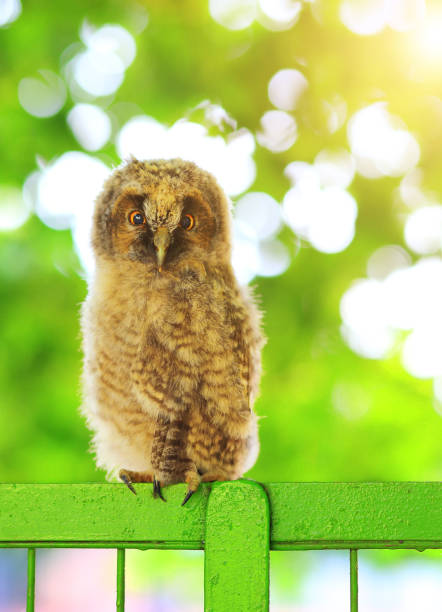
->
[181, 214, 195, 231]
[129, 211, 146, 225]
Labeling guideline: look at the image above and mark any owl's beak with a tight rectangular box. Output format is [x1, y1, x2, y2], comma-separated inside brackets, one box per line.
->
[153, 226, 171, 271]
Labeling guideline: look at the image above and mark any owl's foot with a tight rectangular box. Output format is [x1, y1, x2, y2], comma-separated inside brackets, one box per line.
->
[153, 476, 167, 502]
[119, 469, 153, 495]
[181, 468, 201, 506]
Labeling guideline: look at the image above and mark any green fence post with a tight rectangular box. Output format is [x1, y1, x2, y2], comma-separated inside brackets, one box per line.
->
[350, 549, 358, 612]
[116, 548, 125, 612]
[204, 480, 270, 612]
[26, 548, 35, 612]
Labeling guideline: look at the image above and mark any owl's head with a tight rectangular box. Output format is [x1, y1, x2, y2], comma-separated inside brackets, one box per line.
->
[92, 158, 232, 274]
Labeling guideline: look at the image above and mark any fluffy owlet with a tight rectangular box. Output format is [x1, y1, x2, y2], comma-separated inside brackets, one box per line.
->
[81, 158, 264, 504]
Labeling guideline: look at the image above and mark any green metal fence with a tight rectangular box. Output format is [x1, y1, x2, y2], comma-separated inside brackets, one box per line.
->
[1, 481, 441, 611]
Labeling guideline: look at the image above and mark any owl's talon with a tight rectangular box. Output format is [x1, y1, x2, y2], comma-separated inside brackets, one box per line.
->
[153, 477, 166, 502]
[181, 490, 195, 506]
[119, 470, 137, 495]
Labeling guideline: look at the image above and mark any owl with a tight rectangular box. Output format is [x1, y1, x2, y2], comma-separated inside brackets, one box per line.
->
[81, 158, 264, 505]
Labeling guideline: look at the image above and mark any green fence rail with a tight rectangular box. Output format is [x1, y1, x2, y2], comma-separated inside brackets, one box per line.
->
[1, 481, 441, 611]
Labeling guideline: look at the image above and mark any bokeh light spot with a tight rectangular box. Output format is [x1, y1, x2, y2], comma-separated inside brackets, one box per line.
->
[323, 95, 348, 134]
[348, 103, 420, 178]
[18, 70, 66, 118]
[402, 326, 442, 379]
[36, 152, 110, 279]
[67, 104, 112, 151]
[340, 0, 389, 36]
[341, 323, 395, 359]
[257, 238, 290, 276]
[0, 0, 21, 27]
[340, 279, 387, 331]
[209, 0, 256, 30]
[73, 49, 125, 97]
[399, 168, 430, 208]
[117, 115, 256, 197]
[69, 23, 135, 98]
[367, 245, 411, 280]
[268, 68, 307, 111]
[284, 184, 357, 253]
[231, 220, 261, 284]
[314, 149, 355, 188]
[234, 191, 282, 240]
[257, 110, 297, 152]
[0, 185, 31, 231]
[332, 382, 371, 420]
[258, 0, 302, 31]
[80, 23, 136, 69]
[340, 278, 395, 359]
[404, 205, 442, 255]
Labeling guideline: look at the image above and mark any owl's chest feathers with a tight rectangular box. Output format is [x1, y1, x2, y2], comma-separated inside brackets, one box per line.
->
[90, 267, 236, 369]
[87, 266, 250, 420]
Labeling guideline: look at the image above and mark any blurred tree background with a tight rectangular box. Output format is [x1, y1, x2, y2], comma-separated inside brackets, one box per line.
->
[1, 0, 441, 485]
[1, 0, 442, 608]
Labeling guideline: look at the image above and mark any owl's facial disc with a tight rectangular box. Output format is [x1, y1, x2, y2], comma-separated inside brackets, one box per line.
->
[111, 186, 216, 271]
[153, 227, 171, 271]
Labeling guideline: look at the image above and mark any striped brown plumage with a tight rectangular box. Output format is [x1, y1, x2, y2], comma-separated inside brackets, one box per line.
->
[80, 158, 264, 503]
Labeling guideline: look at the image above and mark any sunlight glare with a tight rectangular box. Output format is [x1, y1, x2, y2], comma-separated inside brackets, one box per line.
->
[414, 5, 442, 63]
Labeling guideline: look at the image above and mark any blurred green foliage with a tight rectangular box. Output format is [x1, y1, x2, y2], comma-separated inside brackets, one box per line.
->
[1, 0, 441, 487]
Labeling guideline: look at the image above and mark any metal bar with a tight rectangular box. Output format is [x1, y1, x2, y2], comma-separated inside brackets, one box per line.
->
[265, 483, 442, 546]
[0, 539, 440, 550]
[350, 549, 358, 612]
[204, 480, 270, 611]
[0, 483, 441, 549]
[0, 541, 202, 550]
[116, 548, 125, 612]
[26, 548, 35, 612]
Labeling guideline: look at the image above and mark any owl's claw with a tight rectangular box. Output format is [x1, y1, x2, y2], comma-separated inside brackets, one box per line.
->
[181, 490, 195, 506]
[119, 469, 137, 495]
[153, 477, 166, 502]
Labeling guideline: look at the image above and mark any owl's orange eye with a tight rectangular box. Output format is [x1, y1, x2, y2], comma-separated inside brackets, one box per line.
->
[129, 211, 146, 225]
[181, 214, 195, 230]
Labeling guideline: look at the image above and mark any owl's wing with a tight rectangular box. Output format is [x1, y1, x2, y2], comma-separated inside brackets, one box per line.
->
[130, 326, 195, 421]
[237, 285, 265, 410]
[130, 327, 199, 493]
